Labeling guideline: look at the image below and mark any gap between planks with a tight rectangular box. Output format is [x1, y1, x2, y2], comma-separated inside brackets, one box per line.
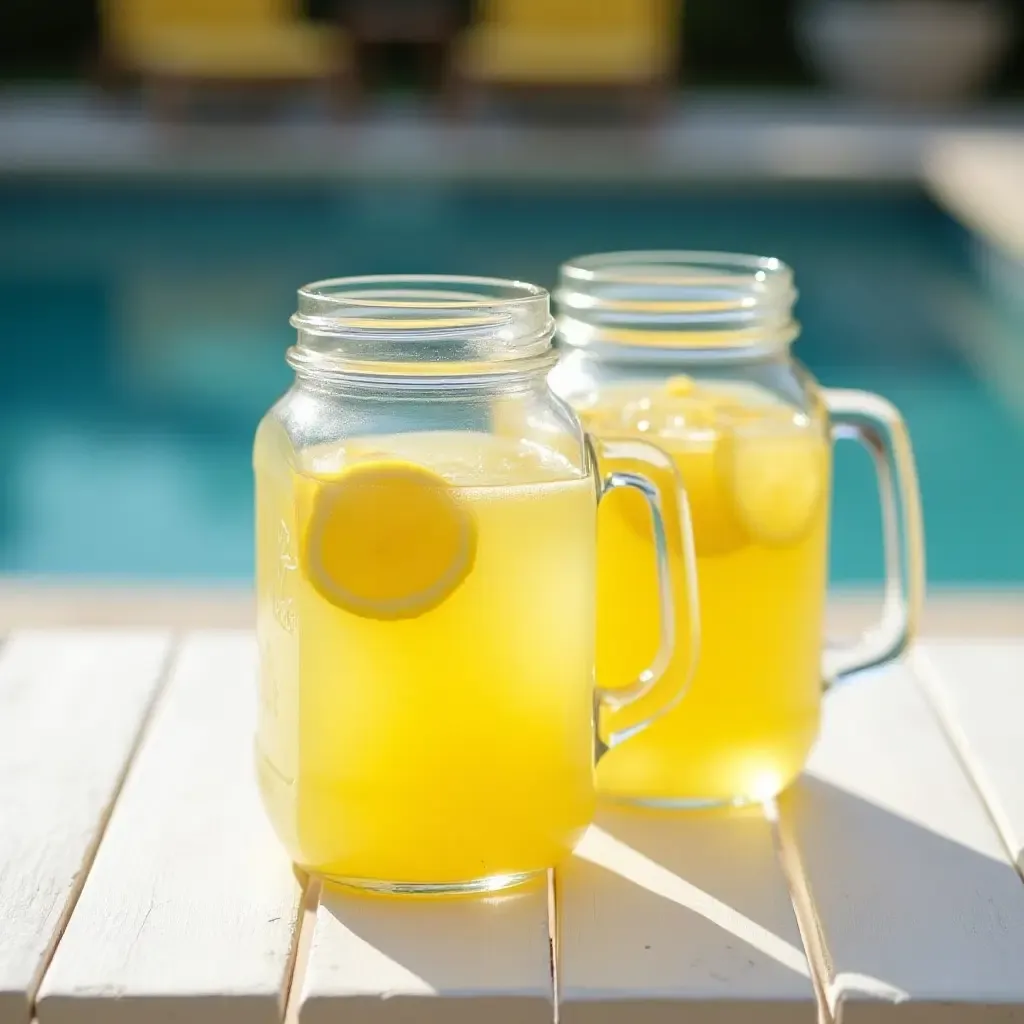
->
[282, 877, 322, 1024]
[548, 870, 560, 1024]
[910, 646, 1024, 885]
[768, 800, 835, 1024]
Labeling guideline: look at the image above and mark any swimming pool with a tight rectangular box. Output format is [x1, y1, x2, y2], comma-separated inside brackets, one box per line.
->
[0, 181, 1021, 584]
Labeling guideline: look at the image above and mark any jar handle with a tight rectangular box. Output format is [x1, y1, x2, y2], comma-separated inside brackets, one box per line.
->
[589, 437, 701, 764]
[821, 389, 926, 688]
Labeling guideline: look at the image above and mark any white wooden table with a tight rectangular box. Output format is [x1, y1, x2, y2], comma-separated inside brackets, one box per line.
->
[3, 631, 1024, 1024]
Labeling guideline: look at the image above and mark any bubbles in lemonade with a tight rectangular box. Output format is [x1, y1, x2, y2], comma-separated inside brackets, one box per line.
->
[254, 427, 596, 885]
[576, 377, 829, 805]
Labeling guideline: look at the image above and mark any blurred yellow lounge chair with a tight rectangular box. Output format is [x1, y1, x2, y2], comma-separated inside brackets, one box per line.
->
[101, 0, 352, 113]
[451, 0, 676, 107]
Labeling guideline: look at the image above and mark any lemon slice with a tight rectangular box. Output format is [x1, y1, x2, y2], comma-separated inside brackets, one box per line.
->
[727, 427, 827, 546]
[677, 437, 750, 557]
[587, 437, 749, 559]
[300, 460, 477, 619]
[580, 390, 750, 558]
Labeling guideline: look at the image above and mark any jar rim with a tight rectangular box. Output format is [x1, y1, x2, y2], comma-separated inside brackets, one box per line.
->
[296, 274, 549, 316]
[561, 250, 793, 284]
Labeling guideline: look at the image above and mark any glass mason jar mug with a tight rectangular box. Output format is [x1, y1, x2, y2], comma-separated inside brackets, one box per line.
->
[253, 275, 698, 894]
[551, 251, 925, 807]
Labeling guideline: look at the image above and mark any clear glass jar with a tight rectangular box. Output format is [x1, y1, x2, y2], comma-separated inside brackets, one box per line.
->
[253, 274, 696, 894]
[551, 251, 925, 807]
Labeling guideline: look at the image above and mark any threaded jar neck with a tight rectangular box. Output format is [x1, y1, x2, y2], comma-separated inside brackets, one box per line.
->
[556, 251, 799, 360]
[289, 275, 557, 380]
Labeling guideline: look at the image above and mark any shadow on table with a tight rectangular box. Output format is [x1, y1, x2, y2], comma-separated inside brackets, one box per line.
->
[316, 773, 1024, 1014]
[777, 772, 1024, 1008]
[560, 802, 812, 1005]
[317, 872, 551, 1007]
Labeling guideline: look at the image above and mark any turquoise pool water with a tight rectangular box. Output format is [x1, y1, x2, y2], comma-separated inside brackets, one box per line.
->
[0, 182, 1022, 583]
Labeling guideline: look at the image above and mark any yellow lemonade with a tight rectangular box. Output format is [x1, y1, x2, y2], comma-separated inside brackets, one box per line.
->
[254, 425, 596, 887]
[576, 377, 830, 805]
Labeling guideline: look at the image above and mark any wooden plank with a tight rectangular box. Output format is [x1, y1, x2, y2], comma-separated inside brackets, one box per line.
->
[557, 808, 816, 1024]
[915, 642, 1024, 871]
[780, 661, 1024, 1024]
[0, 630, 170, 1024]
[300, 881, 553, 1024]
[37, 632, 304, 1024]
